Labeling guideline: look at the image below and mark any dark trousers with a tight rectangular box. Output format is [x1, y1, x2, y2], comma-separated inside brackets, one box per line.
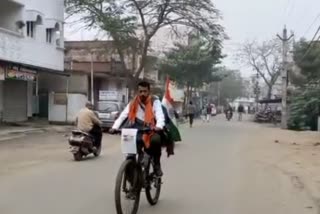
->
[189, 114, 194, 126]
[137, 133, 162, 165]
[89, 124, 102, 148]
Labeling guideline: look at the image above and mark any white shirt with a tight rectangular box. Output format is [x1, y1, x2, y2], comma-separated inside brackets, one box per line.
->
[112, 99, 165, 130]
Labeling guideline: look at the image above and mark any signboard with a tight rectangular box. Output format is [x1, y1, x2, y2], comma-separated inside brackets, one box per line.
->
[0, 66, 5, 80]
[54, 93, 67, 105]
[99, 91, 118, 101]
[121, 129, 138, 154]
[6, 65, 36, 81]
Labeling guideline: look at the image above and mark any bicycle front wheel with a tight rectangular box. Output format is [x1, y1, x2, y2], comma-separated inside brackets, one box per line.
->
[145, 161, 162, 206]
[115, 159, 141, 214]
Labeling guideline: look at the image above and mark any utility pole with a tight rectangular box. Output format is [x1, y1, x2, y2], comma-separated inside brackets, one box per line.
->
[277, 26, 294, 129]
[217, 81, 221, 108]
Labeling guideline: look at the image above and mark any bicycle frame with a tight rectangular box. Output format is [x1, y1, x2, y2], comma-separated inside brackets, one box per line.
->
[126, 150, 153, 188]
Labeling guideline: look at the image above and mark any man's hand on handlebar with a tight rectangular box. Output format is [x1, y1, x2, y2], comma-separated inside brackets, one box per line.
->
[109, 127, 162, 134]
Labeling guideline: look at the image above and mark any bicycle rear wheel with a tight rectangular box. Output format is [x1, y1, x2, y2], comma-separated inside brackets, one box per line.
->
[115, 159, 141, 214]
[145, 161, 162, 205]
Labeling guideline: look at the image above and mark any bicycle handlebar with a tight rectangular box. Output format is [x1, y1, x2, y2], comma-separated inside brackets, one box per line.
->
[110, 127, 155, 135]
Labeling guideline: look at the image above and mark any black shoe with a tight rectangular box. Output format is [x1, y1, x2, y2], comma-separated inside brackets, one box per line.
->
[154, 164, 163, 177]
[92, 146, 97, 153]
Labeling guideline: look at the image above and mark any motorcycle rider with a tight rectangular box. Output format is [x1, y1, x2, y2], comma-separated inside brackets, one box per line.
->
[225, 104, 233, 119]
[110, 81, 165, 177]
[76, 101, 103, 149]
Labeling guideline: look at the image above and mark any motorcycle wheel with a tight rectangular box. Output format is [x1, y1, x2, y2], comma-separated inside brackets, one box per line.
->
[73, 151, 83, 161]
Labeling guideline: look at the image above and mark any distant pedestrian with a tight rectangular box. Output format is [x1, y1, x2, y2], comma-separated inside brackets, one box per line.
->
[187, 101, 196, 127]
[211, 104, 217, 117]
[238, 104, 245, 121]
[206, 104, 212, 122]
[201, 107, 206, 122]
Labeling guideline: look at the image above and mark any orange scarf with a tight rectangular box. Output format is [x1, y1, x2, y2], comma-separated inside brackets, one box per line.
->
[128, 96, 155, 148]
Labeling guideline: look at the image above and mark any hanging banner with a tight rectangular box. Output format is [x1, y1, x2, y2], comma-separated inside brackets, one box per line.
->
[99, 90, 118, 101]
[6, 65, 36, 81]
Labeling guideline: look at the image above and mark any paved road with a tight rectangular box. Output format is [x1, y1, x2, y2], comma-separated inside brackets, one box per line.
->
[0, 118, 316, 214]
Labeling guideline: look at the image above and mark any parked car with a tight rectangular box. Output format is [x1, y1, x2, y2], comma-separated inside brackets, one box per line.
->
[95, 101, 125, 130]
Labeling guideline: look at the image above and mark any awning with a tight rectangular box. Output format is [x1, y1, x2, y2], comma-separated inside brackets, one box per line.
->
[0, 59, 70, 77]
[25, 10, 44, 24]
[258, 98, 282, 104]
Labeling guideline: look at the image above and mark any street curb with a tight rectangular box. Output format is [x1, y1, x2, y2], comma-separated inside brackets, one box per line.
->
[0, 126, 73, 142]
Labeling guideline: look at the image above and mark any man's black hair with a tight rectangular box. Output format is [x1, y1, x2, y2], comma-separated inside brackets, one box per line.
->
[138, 81, 151, 90]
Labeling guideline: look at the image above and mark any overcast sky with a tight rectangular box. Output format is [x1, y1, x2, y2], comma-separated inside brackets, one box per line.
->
[65, 0, 320, 77]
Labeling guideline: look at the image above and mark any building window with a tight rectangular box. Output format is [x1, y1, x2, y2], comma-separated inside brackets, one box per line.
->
[46, 29, 53, 43]
[26, 21, 34, 38]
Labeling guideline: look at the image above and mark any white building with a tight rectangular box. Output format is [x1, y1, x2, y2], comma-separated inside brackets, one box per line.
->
[0, 0, 65, 122]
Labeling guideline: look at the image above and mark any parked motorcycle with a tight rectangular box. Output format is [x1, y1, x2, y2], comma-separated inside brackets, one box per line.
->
[254, 111, 280, 125]
[68, 130, 101, 161]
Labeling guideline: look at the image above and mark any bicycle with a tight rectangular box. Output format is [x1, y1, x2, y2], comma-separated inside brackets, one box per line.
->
[114, 128, 162, 214]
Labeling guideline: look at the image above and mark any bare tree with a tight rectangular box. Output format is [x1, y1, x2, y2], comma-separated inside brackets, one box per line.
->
[65, 0, 225, 91]
[65, 0, 225, 87]
[239, 39, 282, 99]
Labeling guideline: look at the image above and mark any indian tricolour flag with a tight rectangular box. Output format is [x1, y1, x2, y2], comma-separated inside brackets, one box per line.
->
[162, 77, 181, 142]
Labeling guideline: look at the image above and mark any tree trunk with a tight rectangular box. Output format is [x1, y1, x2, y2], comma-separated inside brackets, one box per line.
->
[185, 83, 191, 112]
[267, 86, 273, 100]
[263, 86, 273, 111]
[116, 44, 140, 101]
[128, 48, 138, 100]
[134, 38, 150, 80]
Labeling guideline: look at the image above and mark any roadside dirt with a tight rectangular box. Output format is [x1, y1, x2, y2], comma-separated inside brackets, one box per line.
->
[244, 124, 320, 212]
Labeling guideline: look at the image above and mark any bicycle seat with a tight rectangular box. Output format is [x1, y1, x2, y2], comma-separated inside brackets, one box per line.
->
[72, 130, 94, 140]
[72, 130, 92, 138]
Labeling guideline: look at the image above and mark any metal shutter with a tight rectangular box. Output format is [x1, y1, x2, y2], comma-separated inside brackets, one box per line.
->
[3, 80, 28, 122]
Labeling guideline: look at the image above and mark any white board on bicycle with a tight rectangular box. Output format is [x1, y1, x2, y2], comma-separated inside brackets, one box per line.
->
[121, 128, 138, 154]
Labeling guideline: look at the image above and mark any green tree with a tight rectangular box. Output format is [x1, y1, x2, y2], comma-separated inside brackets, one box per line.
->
[159, 36, 224, 100]
[288, 86, 320, 130]
[288, 39, 320, 130]
[293, 39, 320, 83]
[65, 0, 225, 89]
[209, 68, 246, 104]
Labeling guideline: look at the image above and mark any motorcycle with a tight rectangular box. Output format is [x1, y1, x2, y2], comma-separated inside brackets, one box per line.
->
[226, 110, 233, 121]
[254, 111, 280, 125]
[68, 130, 101, 161]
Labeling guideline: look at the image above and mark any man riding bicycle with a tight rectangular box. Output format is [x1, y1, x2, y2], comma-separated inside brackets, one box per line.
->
[110, 81, 165, 177]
